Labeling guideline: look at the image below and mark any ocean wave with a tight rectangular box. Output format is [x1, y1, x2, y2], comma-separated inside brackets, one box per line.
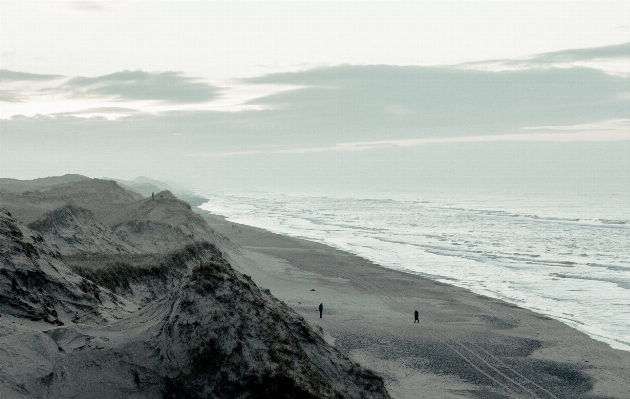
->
[600, 219, 628, 225]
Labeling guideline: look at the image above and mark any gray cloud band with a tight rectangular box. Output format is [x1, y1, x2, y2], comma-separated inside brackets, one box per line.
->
[63, 70, 219, 103]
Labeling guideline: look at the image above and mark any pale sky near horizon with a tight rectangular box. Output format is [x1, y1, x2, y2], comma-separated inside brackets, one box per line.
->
[1, 1, 630, 191]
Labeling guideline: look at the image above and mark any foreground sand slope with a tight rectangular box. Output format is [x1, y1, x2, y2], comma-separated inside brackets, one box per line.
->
[199, 211, 630, 399]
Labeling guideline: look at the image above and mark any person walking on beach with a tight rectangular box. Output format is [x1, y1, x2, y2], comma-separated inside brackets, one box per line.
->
[414, 310, 419, 323]
[152, 192, 154, 201]
[319, 303, 323, 318]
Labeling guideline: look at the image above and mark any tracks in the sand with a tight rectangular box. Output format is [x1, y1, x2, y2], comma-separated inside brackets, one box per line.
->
[329, 267, 559, 399]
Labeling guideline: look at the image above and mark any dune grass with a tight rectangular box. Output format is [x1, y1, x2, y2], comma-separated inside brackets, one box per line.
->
[66, 241, 220, 292]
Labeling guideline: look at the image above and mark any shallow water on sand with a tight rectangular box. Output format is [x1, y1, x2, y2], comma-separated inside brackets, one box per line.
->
[199, 189, 630, 351]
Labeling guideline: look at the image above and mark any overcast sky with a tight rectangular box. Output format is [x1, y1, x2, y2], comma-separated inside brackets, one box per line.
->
[1, 1, 630, 193]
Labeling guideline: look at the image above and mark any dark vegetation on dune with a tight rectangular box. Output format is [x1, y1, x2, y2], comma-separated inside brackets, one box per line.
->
[65, 242, 219, 292]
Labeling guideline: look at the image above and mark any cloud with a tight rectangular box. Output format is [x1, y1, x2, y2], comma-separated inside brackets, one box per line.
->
[4, 62, 630, 139]
[459, 42, 630, 76]
[0, 69, 63, 82]
[522, 118, 630, 132]
[278, 127, 630, 154]
[0, 69, 65, 103]
[64, 70, 219, 103]
[0, 70, 284, 117]
[529, 42, 630, 63]
[5, 62, 628, 143]
[0, 91, 21, 102]
[242, 64, 630, 142]
[2, 59, 630, 155]
[191, 125, 630, 157]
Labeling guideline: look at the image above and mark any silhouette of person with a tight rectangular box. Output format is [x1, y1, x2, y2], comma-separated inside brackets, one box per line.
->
[414, 310, 419, 323]
[319, 303, 323, 318]
[152, 192, 154, 200]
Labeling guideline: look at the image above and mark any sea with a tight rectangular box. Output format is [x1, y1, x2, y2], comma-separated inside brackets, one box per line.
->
[198, 189, 630, 352]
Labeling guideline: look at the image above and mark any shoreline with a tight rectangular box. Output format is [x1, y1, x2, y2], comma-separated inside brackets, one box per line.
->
[189, 195, 630, 352]
[190, 201, 630, 399]
[186, 192, 629, 354]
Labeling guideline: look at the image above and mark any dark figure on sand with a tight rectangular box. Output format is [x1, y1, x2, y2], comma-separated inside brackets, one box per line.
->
[414, 310, 419, 323]
[319, 303, 323, 318]
[152, 192, 154, 200]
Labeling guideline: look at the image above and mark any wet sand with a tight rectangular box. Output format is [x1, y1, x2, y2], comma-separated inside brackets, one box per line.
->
[200, 210, 630, 399]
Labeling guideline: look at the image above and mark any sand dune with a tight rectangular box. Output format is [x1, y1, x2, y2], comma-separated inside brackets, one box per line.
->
[0, 181, 390, 399]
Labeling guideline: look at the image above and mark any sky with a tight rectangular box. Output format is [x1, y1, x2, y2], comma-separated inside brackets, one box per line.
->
[1, 1, 630, 193]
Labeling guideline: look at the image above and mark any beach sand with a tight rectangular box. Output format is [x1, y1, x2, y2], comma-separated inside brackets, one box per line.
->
[200, 211, 630, 399]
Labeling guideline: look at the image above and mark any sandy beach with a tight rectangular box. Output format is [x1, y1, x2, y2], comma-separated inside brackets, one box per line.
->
[198, 210, 630, 399]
